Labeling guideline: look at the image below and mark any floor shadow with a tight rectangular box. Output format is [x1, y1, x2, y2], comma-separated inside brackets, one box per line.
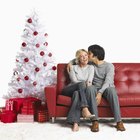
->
[48, 117, 140, 129]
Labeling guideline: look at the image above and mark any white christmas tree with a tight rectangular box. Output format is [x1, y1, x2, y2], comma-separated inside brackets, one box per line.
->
[4, 11, 57, 101]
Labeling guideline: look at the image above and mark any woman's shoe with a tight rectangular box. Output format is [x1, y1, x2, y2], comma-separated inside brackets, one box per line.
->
[82, 108, 96, 121]
[84, 114, 96, 121]
[82, 111, 96, 120]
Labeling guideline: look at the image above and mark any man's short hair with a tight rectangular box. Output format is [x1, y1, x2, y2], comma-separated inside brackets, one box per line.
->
[88, 44, 105, 60]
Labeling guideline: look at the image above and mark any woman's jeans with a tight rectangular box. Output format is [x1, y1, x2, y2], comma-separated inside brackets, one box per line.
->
[62, 82, 88, 107]
[62, 82, 90, 124]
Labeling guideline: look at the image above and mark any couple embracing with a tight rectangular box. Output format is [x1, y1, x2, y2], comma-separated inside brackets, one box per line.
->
[62, 44, 126, 132]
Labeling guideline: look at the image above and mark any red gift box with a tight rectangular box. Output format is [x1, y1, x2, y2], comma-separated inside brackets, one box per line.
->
[7, 98, 26, 113]
[21, 108, 34, 115]
[7, 97, 41, 113]
[21, 98, 41, 115]
[23, 100, 34, 109]
[1, 110, 17, 123]
[5, 100, 16, 111]
[0, 107, 5, 120]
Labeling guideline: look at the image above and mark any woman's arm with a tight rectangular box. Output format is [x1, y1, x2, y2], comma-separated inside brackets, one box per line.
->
[68, 65, 79, 83]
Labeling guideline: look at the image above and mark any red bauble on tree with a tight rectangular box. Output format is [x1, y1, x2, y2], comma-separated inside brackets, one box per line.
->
[52, 66, 57, 71]
[40, 51, 45, 56]
[17, 77, 21, 81]
[36, 43, 40, 48]
[24, 76, 29, 80]
[43, 62, 47, 67]
[35, 67, 40, 72]
[24, 58, 29, 62]
[44, 42, 48, 46]
[44, 33, 48, 37]
[48, 53, 52, 57]
[33, 31, 38, 36]
[33, 81, 37, 86]
[18, 88, 23, 93]
[22, 42, 27, 47]
[27, 18, 32, 23]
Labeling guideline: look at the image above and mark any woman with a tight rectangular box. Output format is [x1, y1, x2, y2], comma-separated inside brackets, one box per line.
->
[62, 49, 95, 131]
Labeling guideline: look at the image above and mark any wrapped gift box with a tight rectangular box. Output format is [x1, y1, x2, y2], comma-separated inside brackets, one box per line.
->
[22, 100, 34, 109]
[2, 97, 42, 123]
[1, 110, 17, 123]
[36, 102, 49, 122]
[5, 100, 16, 111]
[37, 110, 49, 122]
[7, 98, 25, 113]
[0, 107, 5, 120]
[21, 108, 35, 115]
[21, 98, 41, 115]
[17, 114, 34, 122]
[6, 97, 41, 113]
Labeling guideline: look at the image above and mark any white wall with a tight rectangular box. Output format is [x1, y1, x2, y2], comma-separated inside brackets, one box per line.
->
[0, 0, 140, 100]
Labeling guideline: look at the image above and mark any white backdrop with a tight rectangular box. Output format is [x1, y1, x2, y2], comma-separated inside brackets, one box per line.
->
[0, 0, 140, 98]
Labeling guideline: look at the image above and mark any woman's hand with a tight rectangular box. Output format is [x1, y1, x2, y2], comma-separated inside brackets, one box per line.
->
[86, 81, 92, 87]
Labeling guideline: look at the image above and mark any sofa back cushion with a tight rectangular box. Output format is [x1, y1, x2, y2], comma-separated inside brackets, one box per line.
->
[57, 64, 70, 95]
[57, 63, 140, 95]
[114, 63, 140, 95]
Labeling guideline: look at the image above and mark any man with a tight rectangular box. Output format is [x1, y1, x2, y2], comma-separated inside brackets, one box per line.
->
[68, 44, 126, 132]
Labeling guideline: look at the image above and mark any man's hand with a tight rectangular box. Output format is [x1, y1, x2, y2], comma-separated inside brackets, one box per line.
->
[96, 93, 102, 106]
[67, 63, 72, 73]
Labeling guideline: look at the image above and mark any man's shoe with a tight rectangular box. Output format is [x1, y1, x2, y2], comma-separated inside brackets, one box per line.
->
[91, 121, 99, 132]
[116, 121, 126, 131]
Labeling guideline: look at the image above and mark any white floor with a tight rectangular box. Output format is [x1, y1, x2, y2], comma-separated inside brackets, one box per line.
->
[0, 118, 140, 140]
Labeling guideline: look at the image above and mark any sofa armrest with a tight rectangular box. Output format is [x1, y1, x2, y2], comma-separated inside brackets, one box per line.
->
[44, 85, 57, 117]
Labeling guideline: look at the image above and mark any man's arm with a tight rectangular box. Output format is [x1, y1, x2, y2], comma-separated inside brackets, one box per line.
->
[96, 63, 115, 105]
[98, 63, 115, 94]
[67, 59, 77, 72]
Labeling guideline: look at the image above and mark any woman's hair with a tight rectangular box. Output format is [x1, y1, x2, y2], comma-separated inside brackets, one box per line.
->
[75, 49, 88, 63]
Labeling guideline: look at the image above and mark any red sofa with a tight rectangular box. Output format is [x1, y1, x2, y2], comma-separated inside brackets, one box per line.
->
[45, 63, 140, 122]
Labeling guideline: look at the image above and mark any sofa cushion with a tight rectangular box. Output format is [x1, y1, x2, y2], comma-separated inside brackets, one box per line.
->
[99, 94, 140, 107]
[118, 94, 140, 107]
[57, 94, 140, 108]
[57, 95, 71, 107]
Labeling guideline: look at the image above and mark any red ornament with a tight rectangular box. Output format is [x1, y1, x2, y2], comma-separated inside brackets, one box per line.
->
[40, 51, 45, 56]
[33, 31, 38, 36]
[33, 81, 37, 86]
[24, 58, 29, 62]
[27, 18, 32, 23]
[43, 62, 47, 67]
[16, 59, 19, 62]
[24, 76, 29, 80]
[18, 88, 23, 93]
[44, 33, 48, 36]
[36, 43, 40, 48]
[52, 66, 57, 71]
[17, 77, 21, 81]
[22, 42, 27, 47]
[44, 42, 48, 46]
[35, 67, 40, 72]
[48, 53, 52, 57]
